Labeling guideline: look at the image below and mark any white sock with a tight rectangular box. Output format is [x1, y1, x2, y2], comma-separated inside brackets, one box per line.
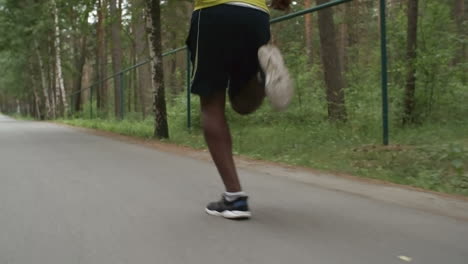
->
[224, 191, 247, 202]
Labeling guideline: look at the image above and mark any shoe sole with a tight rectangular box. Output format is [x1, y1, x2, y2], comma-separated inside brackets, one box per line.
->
[258, 44, 294, 111]
[205, 208, 252, 219]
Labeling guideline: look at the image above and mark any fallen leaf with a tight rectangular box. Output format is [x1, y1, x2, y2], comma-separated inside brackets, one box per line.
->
[398, 256, 412, 262]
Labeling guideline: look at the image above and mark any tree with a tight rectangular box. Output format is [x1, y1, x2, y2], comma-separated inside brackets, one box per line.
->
[131, 0, 152, 118]
[52, 0, 68, 117]
[146, 0, 169, 139]
[68, 0, 93, 113]
[96, 0, 108, 113]
[27, 57, 41, 119]
[109, 0, 123, 118]
[316, 0, 347, 122]
[0, 0, 55, 119]
[340, 0, 358, 73]
[304, 0, 314, 64]
[160, 0, 193, 95]
[453, 0, 466, 66]
[403, 0, 419, 124]
[35, 40, 52, 119]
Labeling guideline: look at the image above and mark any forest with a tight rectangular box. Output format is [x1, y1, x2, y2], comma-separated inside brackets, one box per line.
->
[0, 0, 466, 195]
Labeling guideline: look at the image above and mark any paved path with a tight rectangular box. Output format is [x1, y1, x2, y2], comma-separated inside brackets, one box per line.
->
[1, 114, 467, 264]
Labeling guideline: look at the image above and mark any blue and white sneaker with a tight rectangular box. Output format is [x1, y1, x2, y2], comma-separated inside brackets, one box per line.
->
[205, 196, 251, 219]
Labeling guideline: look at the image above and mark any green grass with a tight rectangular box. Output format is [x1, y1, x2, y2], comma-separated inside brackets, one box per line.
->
[58, 96, 468, 197]
[8, 113, 35, 120]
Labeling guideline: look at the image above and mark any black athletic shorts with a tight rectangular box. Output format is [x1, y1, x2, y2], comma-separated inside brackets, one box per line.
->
[186, 4, 271, 97]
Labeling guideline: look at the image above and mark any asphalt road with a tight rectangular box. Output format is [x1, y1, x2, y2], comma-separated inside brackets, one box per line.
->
[1, 114, 467, 264]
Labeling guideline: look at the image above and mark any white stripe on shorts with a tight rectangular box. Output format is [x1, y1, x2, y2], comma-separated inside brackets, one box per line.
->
[226, 2, 268, 13]
[190, 9, 202, 85]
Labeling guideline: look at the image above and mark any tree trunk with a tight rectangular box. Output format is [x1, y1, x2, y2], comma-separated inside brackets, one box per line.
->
[403, 0, 419, 124]
[47, 33, 57, 119]
[16, 99, 20, 115]
[72, 4, 92, 113]
[129, 42, 136, 113]
[110, 0, 124, 119]
[73, 35, 88, 113]
[96, 0, 108, 113]
[130, 41, 138, 113]
[304, 0, 313, 64]
[51, 45, 60, 118]
[338, 22, 347, 76]
[82, 60, 93, 106]
[27, 58, 41, 119]
[316, 0, 347, 122]
[132, 0, 153, 118]
[453, 0, 466, 65]
[53, 0, 68, 117]
[32, 85, 41, 119]
[167, 31, 179, 94]
[146, 0, 169, 139]
[342, 1, 357, 72]
[35, 40, 51, 119]
[0, 95, 4, 113]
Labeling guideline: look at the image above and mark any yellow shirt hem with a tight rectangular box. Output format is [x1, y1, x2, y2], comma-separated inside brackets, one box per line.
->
[194, 0, 269, 13]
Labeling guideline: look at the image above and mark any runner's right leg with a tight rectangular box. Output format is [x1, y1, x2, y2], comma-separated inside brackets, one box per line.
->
[200, 89, 242, 193]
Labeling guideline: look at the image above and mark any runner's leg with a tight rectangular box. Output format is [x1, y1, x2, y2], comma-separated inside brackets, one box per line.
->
[200, 89, 242, 193]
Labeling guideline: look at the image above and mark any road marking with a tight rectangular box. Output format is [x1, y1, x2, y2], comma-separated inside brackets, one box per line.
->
[398, 256, 412, 262]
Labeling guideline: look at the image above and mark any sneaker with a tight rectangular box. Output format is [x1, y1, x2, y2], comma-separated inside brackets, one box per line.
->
[258, 44, 294, 111]
[205, 196, 252, 219]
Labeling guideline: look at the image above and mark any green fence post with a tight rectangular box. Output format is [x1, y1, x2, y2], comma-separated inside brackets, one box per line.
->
[186, 50, 192, 129]
[120, 72, 125, 120]
[380, 0, 389, 145]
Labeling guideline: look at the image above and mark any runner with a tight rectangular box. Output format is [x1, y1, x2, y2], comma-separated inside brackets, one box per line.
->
[186, 0, 293, 219]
